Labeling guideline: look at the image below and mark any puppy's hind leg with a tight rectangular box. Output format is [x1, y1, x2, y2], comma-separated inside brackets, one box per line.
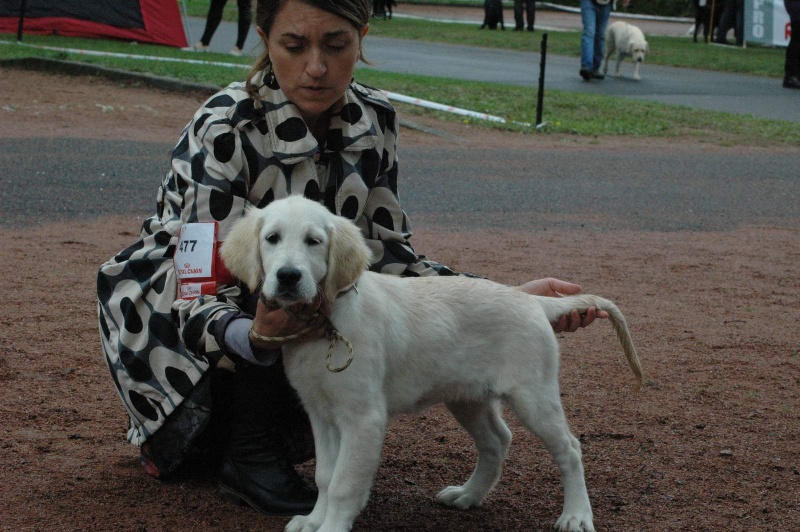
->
[437, 398, 512, 509]
[507, 385, 594, 532]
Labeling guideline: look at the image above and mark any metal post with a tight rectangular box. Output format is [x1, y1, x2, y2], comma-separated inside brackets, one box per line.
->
[17, 0, 27, 42]
[179, 0, 193, 46]
[536, 32, 548, 129]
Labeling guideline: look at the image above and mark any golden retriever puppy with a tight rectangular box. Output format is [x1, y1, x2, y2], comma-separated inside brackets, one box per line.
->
[221, 196, 644, 532]
[602, 21, 649, 80]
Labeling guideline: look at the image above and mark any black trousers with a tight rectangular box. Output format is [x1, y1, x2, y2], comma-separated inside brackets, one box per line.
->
[786, 1, 800, 78]
[514, 0, 536, 29]
[200, 0, 252, 50]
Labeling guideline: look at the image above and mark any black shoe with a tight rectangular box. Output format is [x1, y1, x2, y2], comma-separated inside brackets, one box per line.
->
[218, 364, 317, 516]
[513, 26, 523, 31]
[591, 70, 605, 80]
[783, 76, 800, 89]
[527, 26, 534, 31]
[218, 452, 317, 516]
[579, 68, 592, 81]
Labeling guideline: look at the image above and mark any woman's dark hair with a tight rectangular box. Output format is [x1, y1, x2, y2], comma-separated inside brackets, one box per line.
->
[245, 0, 371, 101]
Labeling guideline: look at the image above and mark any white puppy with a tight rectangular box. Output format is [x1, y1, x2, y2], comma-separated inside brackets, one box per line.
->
[221, 196, 644, 532]
[602, 21, 649, 80]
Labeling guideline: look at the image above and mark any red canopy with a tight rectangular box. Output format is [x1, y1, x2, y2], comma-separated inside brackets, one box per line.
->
[0, 0, 188, 48]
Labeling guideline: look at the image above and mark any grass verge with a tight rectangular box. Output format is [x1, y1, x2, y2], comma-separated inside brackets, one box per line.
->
[1, 34, 799, 145]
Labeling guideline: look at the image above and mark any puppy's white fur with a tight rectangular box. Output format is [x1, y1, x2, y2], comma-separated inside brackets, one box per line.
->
[222, 196, 644, 532]
[602, 21, 649, 81]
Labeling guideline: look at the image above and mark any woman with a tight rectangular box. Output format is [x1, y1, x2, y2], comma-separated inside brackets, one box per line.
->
[97, 0, 604, 516]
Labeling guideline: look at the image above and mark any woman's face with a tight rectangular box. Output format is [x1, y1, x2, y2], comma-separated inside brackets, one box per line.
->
[259, 0, 368, 124]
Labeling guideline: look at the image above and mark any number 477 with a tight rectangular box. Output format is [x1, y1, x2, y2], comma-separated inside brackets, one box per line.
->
[179, 240, 198, 252]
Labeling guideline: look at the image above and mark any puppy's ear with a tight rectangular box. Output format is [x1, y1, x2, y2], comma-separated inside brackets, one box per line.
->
[322, 216, 372, 305]
[628, 42, 634, 54]
[220, 208, 264, 291]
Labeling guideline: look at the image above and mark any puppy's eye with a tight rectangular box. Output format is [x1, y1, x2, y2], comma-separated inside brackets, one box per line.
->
[266, 233, 280, 245]
[306, 236, 322, 246]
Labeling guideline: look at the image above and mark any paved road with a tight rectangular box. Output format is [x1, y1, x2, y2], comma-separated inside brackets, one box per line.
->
[2, 136, 797, 232]
[183, 11, 800, 123]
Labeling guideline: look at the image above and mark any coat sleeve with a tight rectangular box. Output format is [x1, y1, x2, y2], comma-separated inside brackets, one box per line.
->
[164, 100, 253, 367]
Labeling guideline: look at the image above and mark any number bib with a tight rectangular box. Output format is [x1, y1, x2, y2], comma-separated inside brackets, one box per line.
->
[174, 222, 233, 300]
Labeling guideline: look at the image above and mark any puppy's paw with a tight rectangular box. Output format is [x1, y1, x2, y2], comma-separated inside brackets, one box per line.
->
[554, 510, 595, 532]
[633, 75, 642, 81]
[285, 515, 320, 532]
[436, 486, 483, 509]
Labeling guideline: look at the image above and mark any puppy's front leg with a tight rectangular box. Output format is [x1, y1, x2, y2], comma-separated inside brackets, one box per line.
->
[316, 411, 387, 532]
[614, 52, 623, 77]
[286, 417, 338, 532]
[633, 61, 641, 81]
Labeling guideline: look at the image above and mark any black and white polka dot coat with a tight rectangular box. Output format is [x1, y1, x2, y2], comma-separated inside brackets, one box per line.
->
[97, 76, 455, 446]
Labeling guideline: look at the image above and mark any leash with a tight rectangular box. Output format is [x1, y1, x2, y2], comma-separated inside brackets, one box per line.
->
[250, 284, 357, 372]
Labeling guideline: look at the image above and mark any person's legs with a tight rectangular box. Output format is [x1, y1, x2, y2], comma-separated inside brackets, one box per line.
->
[593, 3, 612, 72]
[234, 0, 253, 52]
[580, 0, 598, 76]
[526, 0, 536, 30]
[199, 0, 228, 47]
[785, 3, 800, 87]
[514, 0, 524, 30]
[733, 0, 744, 46]
[715, 0, 735, 43]
[218, 361, 317, 516]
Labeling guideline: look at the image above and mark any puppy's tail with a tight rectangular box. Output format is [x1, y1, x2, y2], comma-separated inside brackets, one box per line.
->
[538, 294, 644, 387]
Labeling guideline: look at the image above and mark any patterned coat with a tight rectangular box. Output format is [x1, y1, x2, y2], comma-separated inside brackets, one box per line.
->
[97, 75, 454, 446]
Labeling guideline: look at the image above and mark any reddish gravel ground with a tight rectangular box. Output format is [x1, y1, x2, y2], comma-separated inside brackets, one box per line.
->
[1, 68, 798, 531]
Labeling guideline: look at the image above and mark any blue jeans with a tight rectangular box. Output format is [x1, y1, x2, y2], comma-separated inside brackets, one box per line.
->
[580, 0, 612, 71]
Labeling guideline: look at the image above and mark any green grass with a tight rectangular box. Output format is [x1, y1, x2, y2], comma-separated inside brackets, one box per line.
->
[354, 69, 800, 142]
[2, 23, 799, 144]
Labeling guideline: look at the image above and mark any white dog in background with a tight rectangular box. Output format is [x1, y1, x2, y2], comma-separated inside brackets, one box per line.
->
[602, 21, 649, 80]
[221, 196, 644, 532]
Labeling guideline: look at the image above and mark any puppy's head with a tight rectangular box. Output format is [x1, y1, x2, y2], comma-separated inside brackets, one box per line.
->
[629, 39, 648, 63]
[221, 196, 372, 308]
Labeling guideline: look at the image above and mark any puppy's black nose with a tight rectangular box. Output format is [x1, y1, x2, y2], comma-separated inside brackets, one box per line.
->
[277, 267, 302, 287]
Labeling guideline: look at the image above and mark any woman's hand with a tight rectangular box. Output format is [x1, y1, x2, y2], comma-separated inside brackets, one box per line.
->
[249, 293, 330, 350]
[515, 277, 608, 333]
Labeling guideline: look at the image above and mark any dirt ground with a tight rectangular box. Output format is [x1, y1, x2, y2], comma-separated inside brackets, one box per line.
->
[1, 68, 798, 531]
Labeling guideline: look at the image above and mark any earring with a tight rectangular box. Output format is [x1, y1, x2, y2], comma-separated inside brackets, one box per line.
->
[267, 63, 276, 86]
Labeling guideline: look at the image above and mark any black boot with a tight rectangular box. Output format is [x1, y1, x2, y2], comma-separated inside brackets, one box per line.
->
[217, 362, 317, 516]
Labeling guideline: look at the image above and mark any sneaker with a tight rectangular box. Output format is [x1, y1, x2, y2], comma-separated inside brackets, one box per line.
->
[783, 76, 800, 89]
[182, 42, 209, 52]
[579, 68, 592, 81]
[230, 47, 243, 56]
[591, 70, 605, 80]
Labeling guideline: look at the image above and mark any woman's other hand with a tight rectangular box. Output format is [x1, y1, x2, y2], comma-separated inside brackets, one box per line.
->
[515, 277, 608, 333]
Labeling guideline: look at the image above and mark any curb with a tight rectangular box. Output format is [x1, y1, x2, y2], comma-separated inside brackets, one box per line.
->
[0, 56, 221, 95]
